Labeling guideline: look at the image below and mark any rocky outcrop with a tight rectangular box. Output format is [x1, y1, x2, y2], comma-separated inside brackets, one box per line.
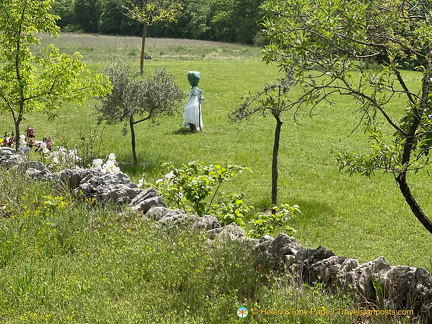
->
[74, 171, 142, 204]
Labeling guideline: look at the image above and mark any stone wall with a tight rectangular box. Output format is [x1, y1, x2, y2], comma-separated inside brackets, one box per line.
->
[1, 147, 431, 322]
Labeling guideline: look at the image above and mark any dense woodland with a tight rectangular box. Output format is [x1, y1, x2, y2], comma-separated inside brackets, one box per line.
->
[51, 0, 264, 45]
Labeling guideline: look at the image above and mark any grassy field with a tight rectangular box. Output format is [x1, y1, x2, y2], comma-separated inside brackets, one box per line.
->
[1, 32, 431, 273]
[1, 167, 363, 323]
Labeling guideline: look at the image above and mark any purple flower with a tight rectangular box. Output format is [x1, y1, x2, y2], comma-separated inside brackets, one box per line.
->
[45, 137, 52, 151]
[25, 126, 35, 138]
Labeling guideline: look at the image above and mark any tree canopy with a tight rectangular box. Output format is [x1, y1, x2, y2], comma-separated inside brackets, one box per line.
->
[0, 0, 111, 148]
[95, 62, 185, 164]
[52, 0, 264, 45]
[261, 0, 432, 233]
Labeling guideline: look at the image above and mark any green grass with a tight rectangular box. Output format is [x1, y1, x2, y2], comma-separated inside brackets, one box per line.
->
[0, 168, 366, 323]
[2, 32, 432, 276]
[32, 33, 262, 63]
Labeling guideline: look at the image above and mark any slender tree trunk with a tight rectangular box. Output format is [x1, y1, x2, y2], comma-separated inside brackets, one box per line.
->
[130, 116, 137, 164]
[13, 106, 23, 152]
[396, 173, 432, 234]
[272, 113, 283, 206]
[139, 21, 148, 75]
[396, 117, 432, 234]
[14, 119, 20, 151]
[394, 49, 432, 234]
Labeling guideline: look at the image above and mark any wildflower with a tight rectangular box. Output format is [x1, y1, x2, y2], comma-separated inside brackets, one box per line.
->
[92, 158, 103, 169]
[108, 153, 116, 160]
[28, 138, 35, 147]
[18, 134, 27, 149]
[50, 151, 59, 164]
[102, 159, 120, 174]
[68, 149, 79, 162]
[25, 126, 35, 138]
[45, 137, 52, 150]
[3, 137, 14, 147]
[37, 141, 50, 154]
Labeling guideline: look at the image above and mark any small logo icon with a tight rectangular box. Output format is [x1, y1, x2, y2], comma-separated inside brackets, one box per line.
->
[237, 306, 248, 318]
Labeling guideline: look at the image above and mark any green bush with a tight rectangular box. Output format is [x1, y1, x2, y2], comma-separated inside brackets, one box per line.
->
[153, 161, 252, 225]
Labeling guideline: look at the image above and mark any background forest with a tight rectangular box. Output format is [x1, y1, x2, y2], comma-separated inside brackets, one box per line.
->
[52, 0, 264, 45]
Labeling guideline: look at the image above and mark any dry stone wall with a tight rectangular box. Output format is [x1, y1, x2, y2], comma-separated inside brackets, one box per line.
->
[1, 147, 431, 323]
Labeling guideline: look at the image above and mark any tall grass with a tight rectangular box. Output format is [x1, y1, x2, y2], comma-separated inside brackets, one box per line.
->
[1, 33, 432, 274]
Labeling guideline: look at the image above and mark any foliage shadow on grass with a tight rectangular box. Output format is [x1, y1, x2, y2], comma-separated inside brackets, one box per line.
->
[170, 127, 197, 135]
[118, 152, 185, 179]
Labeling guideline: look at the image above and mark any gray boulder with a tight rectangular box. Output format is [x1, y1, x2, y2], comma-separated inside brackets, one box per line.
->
[57, 168, 104, 190]
[380, 266, 432, 318]
[145, 207, 212, 230]
[130, 188, 167, 213]
[342, 256, 392, 304]
[0, 147, 27, 167]
[23, 161, 51, 180]
[208, 223, 246, 241]
[193, 214, 221, 231]
[24, 161, 49, 172]
[74, 171, 142, 204]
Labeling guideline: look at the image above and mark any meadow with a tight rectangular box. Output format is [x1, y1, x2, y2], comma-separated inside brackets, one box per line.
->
[0, 33, 430, 322]
[23, 33, 432, 270]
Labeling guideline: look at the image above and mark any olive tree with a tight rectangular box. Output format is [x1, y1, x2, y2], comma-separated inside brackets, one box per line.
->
[0, 0, 111, 149]
[261, 0, 432, 233]
[95, 62, 186, 164]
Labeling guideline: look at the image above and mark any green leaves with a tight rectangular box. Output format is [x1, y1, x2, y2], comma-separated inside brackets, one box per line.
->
[96, 62, 185, 127]
[261, 1, 432, 232]
[154, 161, 251, 223]
[248, 204, 300, 238]
[117, 0, 183, 25]
[0, 0, 111, 149]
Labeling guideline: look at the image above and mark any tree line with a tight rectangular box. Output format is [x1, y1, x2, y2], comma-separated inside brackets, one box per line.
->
[51, 0, 264, 45]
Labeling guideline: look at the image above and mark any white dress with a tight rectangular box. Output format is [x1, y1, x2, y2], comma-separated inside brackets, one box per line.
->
[183, 86, 204, 131]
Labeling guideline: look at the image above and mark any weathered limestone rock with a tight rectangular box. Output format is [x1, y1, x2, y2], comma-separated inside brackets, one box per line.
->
[74, 171, 142, 204]
[0, 147, 27, 167]
[254, 234, 432, 322]
[342, 257, 392, 304]
[303, 255, 347, 287]
[130, 188, 167, 213]
[144, 207, 221, 230]
[379, 266, 432, 319]
[159, 211, 198, 227]
[193, 214, 221, 230]
[254, 235, 274, 252]
[145, 206, 179, 221]
[57, 168, 103, 190]
[24, 161, 49, 172]
[208, 223, 246, 241]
